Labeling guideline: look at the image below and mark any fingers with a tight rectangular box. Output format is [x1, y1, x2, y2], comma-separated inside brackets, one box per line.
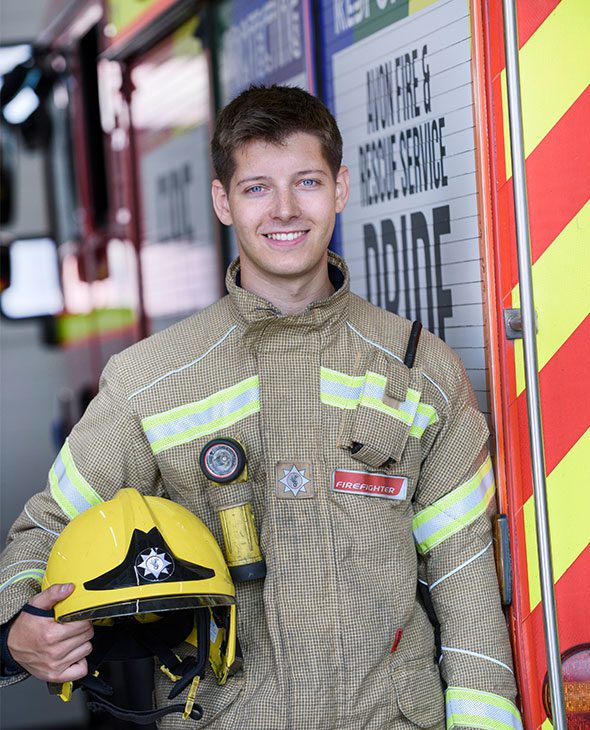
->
[56, 640, 94, 673]
[43, 640, 93, 683]
[48, 625, 94, 661]
[46, 619, 94, 643]
[7, 596, 94, 683]
[57, 658, 89, 684]
[32, 621, 94, 682]
[28, 583, 74, 610]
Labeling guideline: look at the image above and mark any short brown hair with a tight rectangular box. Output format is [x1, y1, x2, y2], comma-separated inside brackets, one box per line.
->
[211, 85, 343, 189]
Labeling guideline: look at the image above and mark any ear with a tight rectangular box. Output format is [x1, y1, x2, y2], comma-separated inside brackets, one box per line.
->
[211, 180, 233, 225]
[334, 165, 350, 213]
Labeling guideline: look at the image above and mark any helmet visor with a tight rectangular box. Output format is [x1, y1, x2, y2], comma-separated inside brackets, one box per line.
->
[59, 593, 235, 622]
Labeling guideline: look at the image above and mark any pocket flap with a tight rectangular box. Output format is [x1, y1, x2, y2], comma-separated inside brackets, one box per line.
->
[206, 480, 254, 512]
[384, 357, 410, 401]
[396, 661, 445, 728]
[344, 350, 424, 466]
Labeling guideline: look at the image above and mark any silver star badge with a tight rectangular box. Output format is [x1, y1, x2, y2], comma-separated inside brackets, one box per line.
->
[136, 548, 173, 581]
[279, 465, 310, 497]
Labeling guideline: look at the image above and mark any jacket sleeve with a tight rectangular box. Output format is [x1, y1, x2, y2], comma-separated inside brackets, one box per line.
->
[413, 361, 523, 730]
[0, 354, 163, 686]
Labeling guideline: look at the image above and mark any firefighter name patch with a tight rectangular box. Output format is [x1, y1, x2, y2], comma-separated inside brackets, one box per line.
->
[332, 470, 407, 500]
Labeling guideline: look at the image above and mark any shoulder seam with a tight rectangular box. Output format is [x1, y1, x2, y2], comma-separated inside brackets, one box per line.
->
[127, 325, 238, 401]
[346, 321, 449, 404]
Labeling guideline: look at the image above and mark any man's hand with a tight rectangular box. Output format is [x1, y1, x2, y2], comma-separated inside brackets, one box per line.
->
[7, 583, 94, 683]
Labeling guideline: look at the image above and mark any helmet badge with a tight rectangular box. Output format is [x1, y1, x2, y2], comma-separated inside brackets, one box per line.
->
[135, 548, 174, 582]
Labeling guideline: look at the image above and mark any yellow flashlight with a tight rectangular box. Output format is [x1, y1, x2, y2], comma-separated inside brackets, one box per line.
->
[199, 438, 266, 582]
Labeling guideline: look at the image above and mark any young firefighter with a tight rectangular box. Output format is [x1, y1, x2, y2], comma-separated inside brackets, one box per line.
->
[0, 86, 522, 729]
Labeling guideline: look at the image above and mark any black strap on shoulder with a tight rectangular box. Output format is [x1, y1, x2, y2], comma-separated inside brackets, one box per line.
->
[403, 321, 423, 369]
[86, 691, 203, 725]
[21, 605, 54, 618]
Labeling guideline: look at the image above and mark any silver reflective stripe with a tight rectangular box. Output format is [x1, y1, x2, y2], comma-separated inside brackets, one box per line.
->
[361, 379, 385, 401]
[410, 410, 431, 432]
[141, 376, 260, 455]
[321, 377, 362, 403]
[24, 504, 59, 536]
[0, 569, 45, 594]
[144, 386, 258, 444]
[0, 560, 47, 574]
[49, 441, 103, 520]
[446, 687, 523, 730]
[413, 457, 495, 554]
[345, 321, 450, 403]
[320, 368, 435, 434]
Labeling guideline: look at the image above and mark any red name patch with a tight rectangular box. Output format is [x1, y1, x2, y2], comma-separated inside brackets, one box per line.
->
[332, 470, 407, 500]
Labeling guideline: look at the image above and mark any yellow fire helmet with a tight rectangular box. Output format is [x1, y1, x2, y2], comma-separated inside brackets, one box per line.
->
[42, 488, 237, 725]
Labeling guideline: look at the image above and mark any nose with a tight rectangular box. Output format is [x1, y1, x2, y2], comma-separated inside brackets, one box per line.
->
[271, 187, 300, 221]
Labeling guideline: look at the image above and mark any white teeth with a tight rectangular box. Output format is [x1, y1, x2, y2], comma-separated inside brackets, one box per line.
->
[265, 231, 306, 241]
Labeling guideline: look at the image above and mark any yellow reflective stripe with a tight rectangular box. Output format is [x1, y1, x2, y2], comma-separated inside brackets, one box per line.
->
[513, 201, 590, 395]
[142, 376, 261, 454]
[501, 0, 590, 179]
[359, 377, 420, 425]
[49, 441, 103, 520]
[49, 465, 75, 520]
[358, 394, 415, 425]
[409, 402, 439, 437]
[413, 456, 495, 554]
[149, 400, 260, 455]
[321, 368, 432, 433]
[321, 368, 364, 388]
[320, 368, 364, 409]
[524, 427, 590, 610]
[321, 392, 358, 410]
[142, 376, 259, 429]
[446, 687, 523, 730]
[0, 569, 45, 594]
[363, 371, 387, 388]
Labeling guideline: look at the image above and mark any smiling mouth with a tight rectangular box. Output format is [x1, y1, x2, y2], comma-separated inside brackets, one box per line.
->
[263, 230, 308, 242]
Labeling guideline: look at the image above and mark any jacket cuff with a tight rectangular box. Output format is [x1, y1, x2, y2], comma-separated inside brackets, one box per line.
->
[445, 687, 523, 730]
[0, 618, 25, 677]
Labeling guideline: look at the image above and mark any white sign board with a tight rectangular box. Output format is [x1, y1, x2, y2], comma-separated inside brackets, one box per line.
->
[333, 0, 488, 410]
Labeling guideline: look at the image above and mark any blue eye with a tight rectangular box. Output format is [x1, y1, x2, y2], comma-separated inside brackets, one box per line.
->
[301, 179, 318, 187]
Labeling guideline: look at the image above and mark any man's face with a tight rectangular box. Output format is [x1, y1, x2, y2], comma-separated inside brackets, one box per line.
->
[211, 132, 349, 290]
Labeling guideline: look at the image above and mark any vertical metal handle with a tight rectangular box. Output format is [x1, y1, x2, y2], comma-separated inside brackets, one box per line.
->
[501, 1, 567, 727]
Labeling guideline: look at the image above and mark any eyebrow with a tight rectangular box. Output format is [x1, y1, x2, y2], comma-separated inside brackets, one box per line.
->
[235, 176, 271, 187]
[235, 169, 329, 187]
[296, 169, 329, 177]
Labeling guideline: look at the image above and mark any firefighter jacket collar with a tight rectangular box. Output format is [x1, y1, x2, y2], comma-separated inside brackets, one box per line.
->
[225, 251, 350, 343]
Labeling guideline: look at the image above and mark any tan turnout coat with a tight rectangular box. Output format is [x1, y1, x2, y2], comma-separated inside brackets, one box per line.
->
[1, 254, 519, 729]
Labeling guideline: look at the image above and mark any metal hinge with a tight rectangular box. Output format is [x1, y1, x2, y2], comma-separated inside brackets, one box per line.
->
[504, 308, 538, 339]
[504, 308, 522, 339]
[492, 515, 513, 606]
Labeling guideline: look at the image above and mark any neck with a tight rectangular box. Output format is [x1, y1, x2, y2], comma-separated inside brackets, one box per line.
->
[239, 263, 335, 315]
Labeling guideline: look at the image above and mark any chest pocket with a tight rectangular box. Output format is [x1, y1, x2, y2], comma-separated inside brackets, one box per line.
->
[329, 350, 432, 470]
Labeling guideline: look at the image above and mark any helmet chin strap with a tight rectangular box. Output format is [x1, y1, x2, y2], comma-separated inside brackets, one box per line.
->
[85, 694, 204, 724]
[69, 610, 210, 725]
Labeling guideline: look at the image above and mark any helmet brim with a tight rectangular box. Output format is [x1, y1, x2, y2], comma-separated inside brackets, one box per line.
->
[58, 593, 235, 622]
